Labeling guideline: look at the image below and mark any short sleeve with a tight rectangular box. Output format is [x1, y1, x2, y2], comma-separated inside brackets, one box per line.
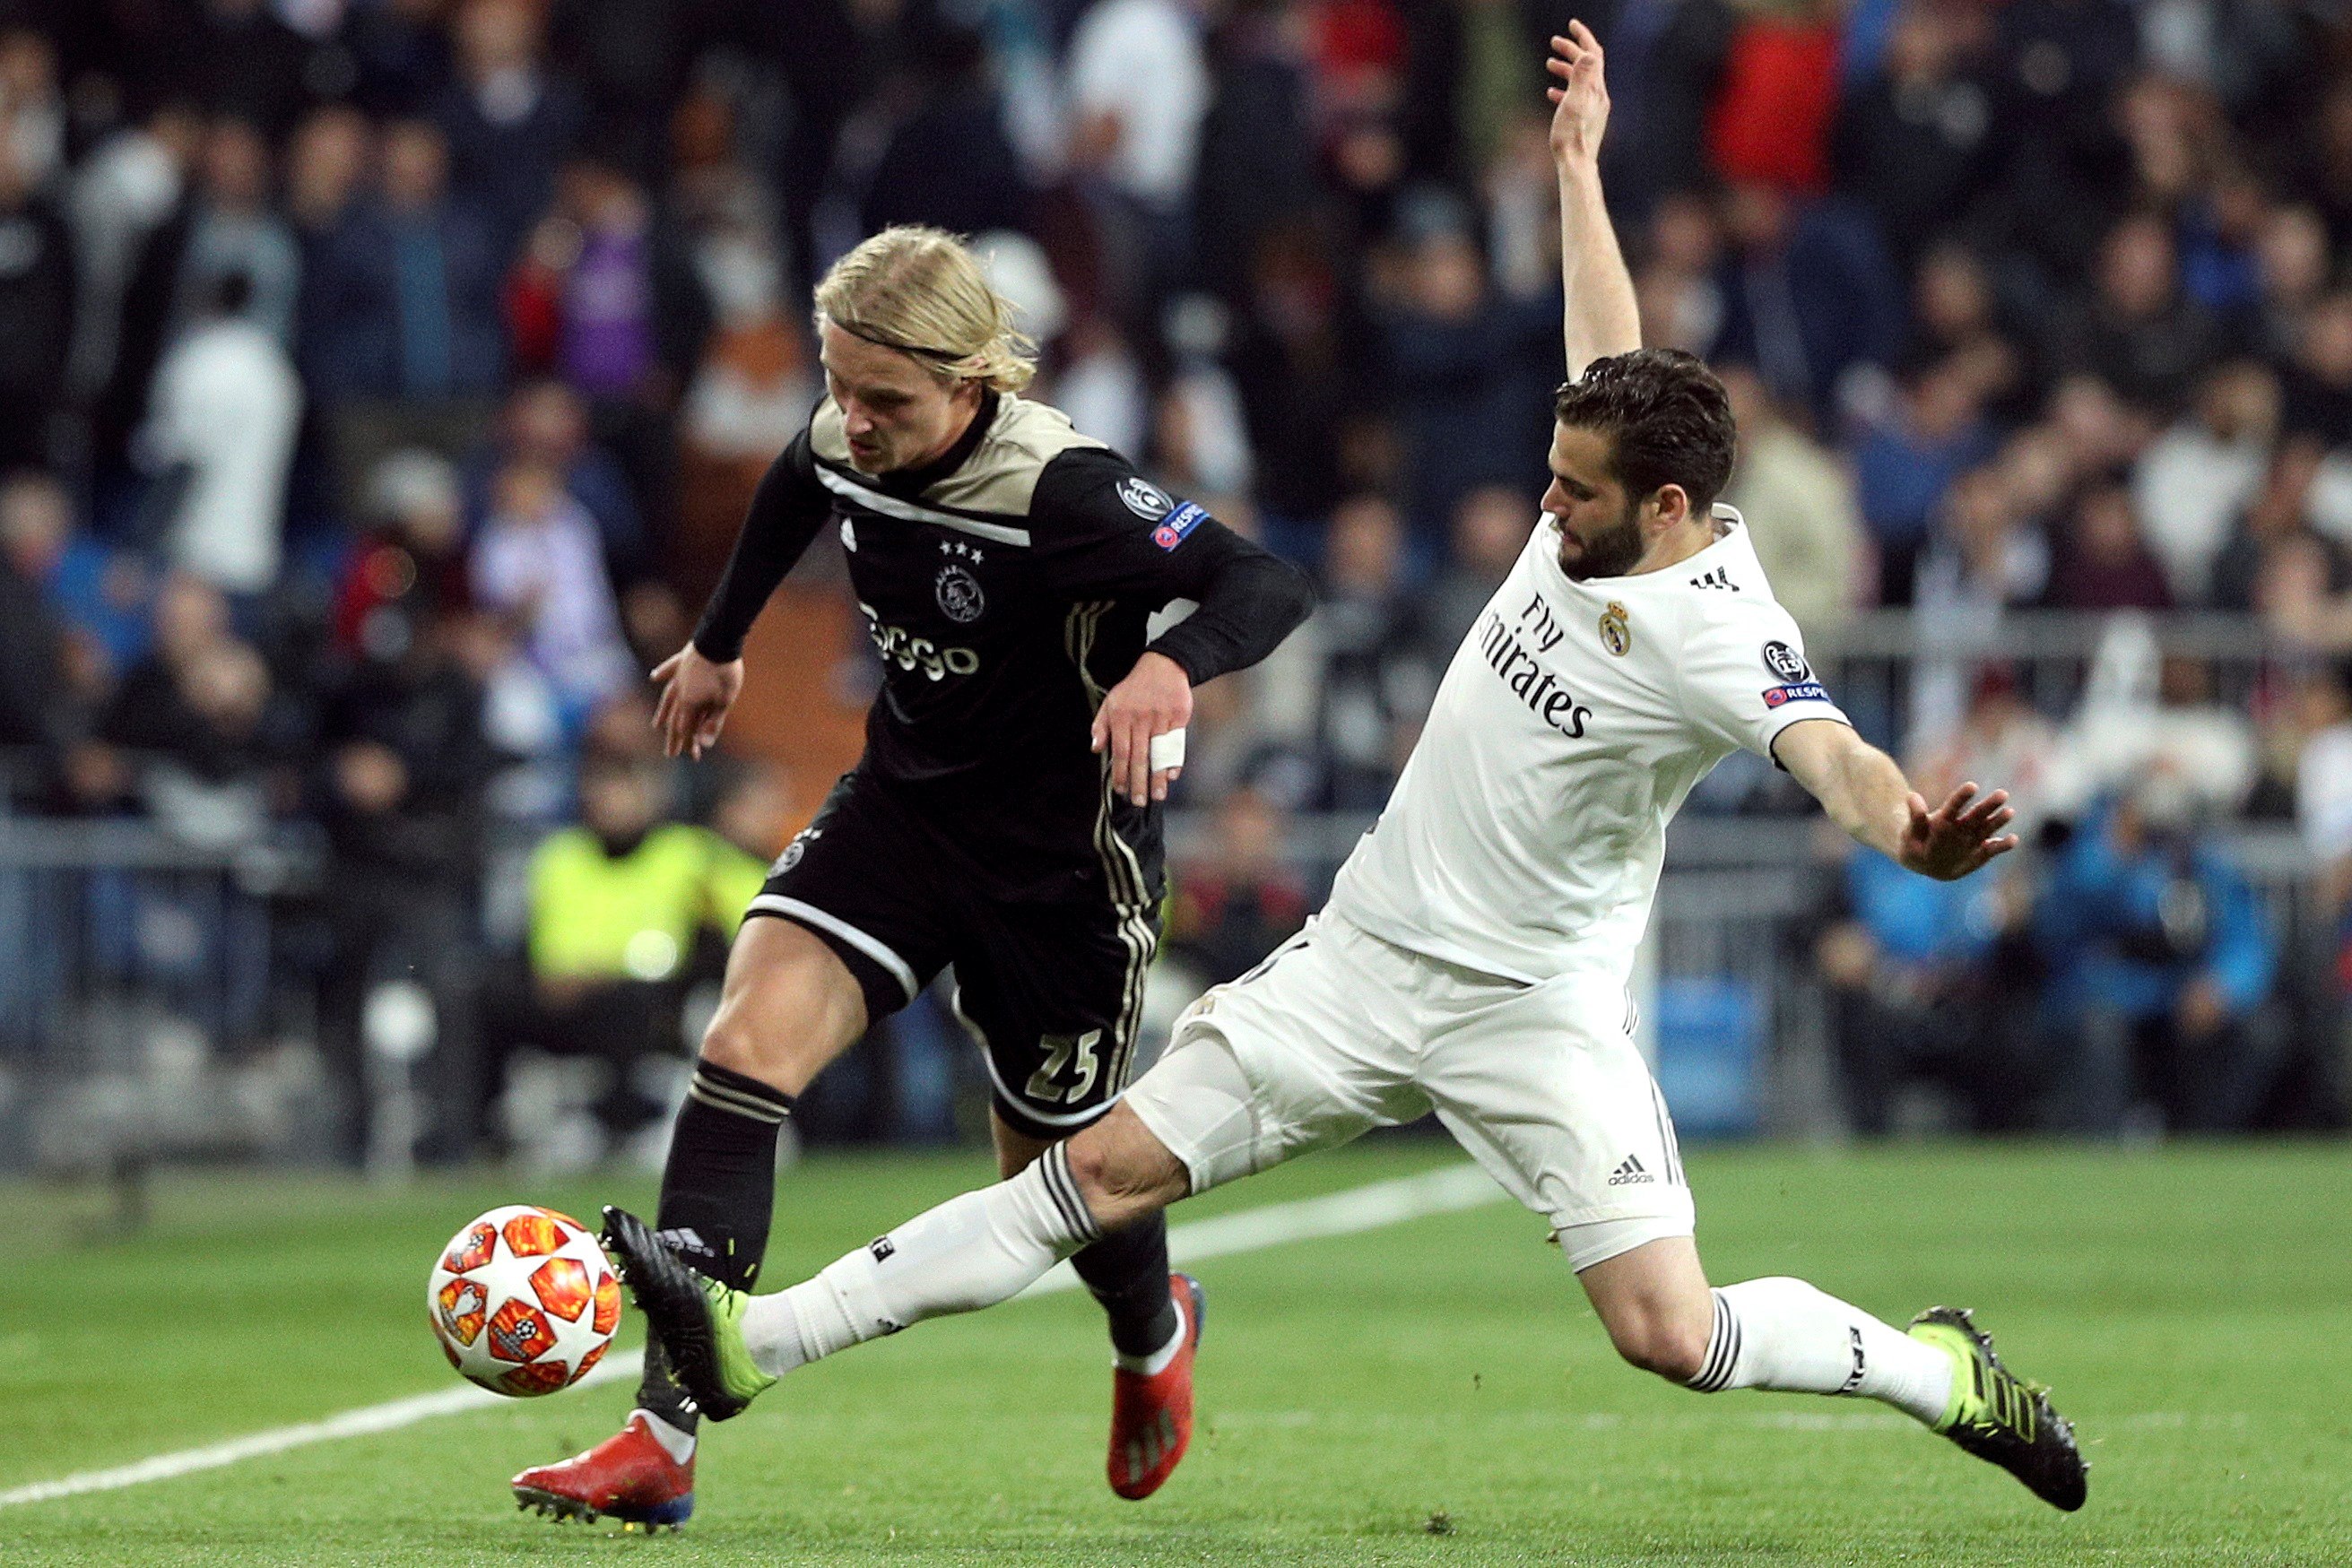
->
[1677, 597, 1851, 761]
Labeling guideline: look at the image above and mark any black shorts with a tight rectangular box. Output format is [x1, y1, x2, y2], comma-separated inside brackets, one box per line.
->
[748, 771, 1163, 1139]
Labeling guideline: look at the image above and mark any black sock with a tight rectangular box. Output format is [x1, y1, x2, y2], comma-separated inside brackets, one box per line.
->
[1069, 1210, 1179, 1359]
[633, 1061, 795, 1432]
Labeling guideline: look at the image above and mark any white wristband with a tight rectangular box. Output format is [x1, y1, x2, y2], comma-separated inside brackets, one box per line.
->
[1149, 728, 1187, 771]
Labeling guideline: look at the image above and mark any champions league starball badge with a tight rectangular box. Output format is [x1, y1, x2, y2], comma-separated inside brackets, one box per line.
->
[1762, 640, 1810, 682]
[1117, 476, 1173, 518]
[773, 827, 817, 875]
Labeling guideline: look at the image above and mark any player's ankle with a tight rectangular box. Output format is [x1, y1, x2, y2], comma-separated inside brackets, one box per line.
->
[1112, 1296, 1186, 1376]
[633, 1408, 698, 1465]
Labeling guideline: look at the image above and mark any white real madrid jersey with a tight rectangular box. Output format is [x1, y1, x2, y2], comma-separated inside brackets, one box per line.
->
[1326, 506, 1849, 986]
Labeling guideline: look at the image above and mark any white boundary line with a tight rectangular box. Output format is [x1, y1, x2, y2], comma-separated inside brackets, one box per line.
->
[0, 1163, 1506, 1510]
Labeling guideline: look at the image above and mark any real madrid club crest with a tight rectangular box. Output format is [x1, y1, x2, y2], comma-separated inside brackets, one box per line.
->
[1600, 601, 1631, 656]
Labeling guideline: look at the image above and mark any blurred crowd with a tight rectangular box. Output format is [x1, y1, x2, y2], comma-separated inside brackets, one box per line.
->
[0, 0, 2348, 1157]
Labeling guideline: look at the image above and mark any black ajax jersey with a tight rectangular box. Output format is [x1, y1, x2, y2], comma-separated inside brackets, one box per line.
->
[692, 391, 1312, 903]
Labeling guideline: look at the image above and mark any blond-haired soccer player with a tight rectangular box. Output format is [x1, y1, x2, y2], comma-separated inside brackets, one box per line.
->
[511, 227, 1314, 1526]
[607, 29, 2084, 1516]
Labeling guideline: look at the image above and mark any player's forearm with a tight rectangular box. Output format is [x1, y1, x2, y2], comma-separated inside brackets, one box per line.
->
[1147, 547, 1316, 686]
[1810, 739, 1914, 862]
[1558, 159, 1640, 381]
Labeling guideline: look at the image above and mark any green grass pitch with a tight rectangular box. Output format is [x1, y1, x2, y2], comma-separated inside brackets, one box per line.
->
[3, 1139, 2348, 1565]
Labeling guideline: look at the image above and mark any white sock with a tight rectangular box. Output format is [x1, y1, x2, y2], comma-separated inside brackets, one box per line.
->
[631, 1408, 697, 1464]
[1688, 1277, 1954, 1427]
[1111, 1295, 1186, 1376]
[741, 1143, 1101, 1379]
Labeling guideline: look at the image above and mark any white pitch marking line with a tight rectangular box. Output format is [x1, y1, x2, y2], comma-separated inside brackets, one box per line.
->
[0, 1162, 1507, 1510]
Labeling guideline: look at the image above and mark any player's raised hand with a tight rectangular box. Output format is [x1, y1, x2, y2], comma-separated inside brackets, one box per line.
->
[1545, 21, 1610, 165]
[1093, 650, 1193, 807]
[650, 642, 745, 761]
[1898, 782, 2019, 881]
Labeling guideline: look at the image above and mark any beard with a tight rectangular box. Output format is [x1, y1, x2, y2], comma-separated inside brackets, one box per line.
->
[1557, 498, 1645, 581]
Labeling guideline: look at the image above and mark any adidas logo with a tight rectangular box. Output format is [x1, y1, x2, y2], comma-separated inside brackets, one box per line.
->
[1606, 1155, 1656, 1186]
[657, 1226, 713, 1259]
[1122, 1410, 1181, 1485]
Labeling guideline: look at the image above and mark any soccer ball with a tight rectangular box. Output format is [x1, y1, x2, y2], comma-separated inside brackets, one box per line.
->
[427, 1205, 622, 1397]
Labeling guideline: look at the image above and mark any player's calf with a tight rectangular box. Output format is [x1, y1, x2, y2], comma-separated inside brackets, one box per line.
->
[1679, 1277, 1956, 1422]
[1583, 1248, 1958, 1426]
[1577, 1233, 1716, 1384]
[1600, 1304, 1712, 1384]
[1577, 1257, 2087, 1512]
[656, 1141, 1113, 1395]
[992, 1115, 1182, 1364]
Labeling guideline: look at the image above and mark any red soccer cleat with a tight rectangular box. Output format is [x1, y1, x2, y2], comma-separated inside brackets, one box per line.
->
[1107, 1273, 1205, 1501]
[511, 1412, 695, 1529]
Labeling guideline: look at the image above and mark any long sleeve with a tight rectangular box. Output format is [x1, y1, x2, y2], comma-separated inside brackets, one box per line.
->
[1144, 529, 1317, 685]
[1029, 447, 1315, 685]
[690, 429, 830, 662]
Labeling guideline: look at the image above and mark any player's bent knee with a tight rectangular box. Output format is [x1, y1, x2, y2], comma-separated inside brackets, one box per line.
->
[1578, 1234, 1714, 1384]
[1609, 1314, 1712, 1385]
[696, 1010, 780, 1077]
[1063, 1105, 1188, 1230]
[698, 1008, 856, 1094]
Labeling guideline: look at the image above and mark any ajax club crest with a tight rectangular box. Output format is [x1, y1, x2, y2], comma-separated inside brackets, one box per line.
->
[1600, 601, 1631, 656]
[935, 562, 985, 624]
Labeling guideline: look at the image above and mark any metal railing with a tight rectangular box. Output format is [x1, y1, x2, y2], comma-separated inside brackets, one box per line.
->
[1812, 607, 2294, 756]
[0, 817, 325, 1198]
[0, 607, 2339, 1180]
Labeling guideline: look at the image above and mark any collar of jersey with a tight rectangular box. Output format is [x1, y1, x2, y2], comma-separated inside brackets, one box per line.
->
[867, 389, 1002, 497]
[1537, 503, 1749, 594]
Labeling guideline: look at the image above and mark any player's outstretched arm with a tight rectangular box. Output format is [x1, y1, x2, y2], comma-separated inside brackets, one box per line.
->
[1774, 719, 2019, 880]
[1549, 22, 1641, 381]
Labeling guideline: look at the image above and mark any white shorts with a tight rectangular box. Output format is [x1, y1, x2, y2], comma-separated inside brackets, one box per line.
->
[1125, 913, 1696, 1270]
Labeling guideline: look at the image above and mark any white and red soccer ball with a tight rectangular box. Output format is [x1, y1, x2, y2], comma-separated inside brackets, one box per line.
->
[428, 1205, 622, 1397]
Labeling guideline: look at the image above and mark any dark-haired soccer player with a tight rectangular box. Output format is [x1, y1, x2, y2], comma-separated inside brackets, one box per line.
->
[511, 224, 1314, 1526]
[608, 26, 2086, 1515]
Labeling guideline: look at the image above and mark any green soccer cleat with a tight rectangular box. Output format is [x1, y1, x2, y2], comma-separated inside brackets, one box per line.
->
[1910, 1305, 2087, 1512]
[600, 1207, 776, 1421]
